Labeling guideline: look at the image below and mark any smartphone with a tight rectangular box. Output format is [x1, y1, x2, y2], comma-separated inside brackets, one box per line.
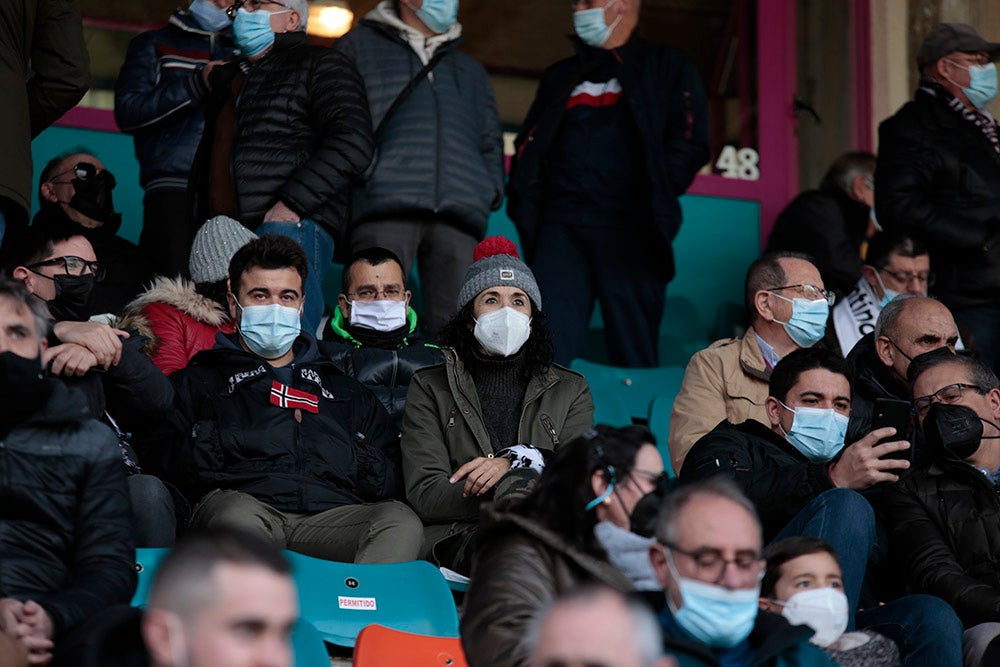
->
[872, 398, 913, 462]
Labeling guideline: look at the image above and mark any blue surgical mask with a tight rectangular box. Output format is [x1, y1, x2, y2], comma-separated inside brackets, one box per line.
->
[771, 294, 829, 348]
[236, 301, 301, 359]
[874, 272, 900, 309]
[189, 0, 231, 32]
[233, 7, 288, 57]
[666, 555, 758, 648]
[947, 60, 999, 110]
[779, 402, 849, 462]
[410, 0, 458, 34]
[573, 0, 623, 48]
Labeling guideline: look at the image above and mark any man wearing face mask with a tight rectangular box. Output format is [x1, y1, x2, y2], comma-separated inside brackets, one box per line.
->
[401, 236, 593, 575]
[318, 247, 443, 433]
[32, 150, 152, 315]
[877, 23, 1000, 377]
[114, 0, 236, 278]
[156, 234, 423, 564]
[831, 232, 933, 357]
[508, 0, 708, 369]
[682, 347, 964, 666]
[0, 276, 136, 666]
[882, 352, 1000, 664]
[648, 478, 833, 666]
[670, 253, 832, 473]
[335, 0, 504, 337]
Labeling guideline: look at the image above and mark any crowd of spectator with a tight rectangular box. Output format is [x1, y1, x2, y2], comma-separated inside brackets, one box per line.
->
[5, 0, 1000, 665]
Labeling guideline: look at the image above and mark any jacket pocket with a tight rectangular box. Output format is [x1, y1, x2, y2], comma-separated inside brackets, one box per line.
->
[539, 413, 559, 446]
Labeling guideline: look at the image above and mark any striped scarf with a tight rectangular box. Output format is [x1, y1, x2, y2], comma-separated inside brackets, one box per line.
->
[920, 75, 1000, 156]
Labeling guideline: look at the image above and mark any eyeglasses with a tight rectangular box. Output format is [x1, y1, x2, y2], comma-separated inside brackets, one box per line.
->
[226, 0, 292, 18]
[347, 287, 405, 302]
[913, 382, 985, 419]
[767, 283, 835, 306]
[662, 542, 764, 584]
[879, 268, 935, 287]
[27, 256, 106, 281]
[47, 162, 98, 185]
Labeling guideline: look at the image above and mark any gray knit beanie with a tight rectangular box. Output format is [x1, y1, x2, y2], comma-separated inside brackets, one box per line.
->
[189, 216, 258, 284]
[457, 236, 542, 310]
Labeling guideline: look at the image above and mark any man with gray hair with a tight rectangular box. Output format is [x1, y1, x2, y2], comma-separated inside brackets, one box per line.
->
[528, 585, 675, 667]
[193, 0, 373, 334]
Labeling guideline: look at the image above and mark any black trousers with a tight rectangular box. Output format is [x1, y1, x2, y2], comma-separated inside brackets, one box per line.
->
[139, 190, 196, 279]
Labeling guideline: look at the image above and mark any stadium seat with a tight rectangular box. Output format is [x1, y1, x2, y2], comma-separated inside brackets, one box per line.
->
[292, 620, 332, 667]
[570, 359, 687, 422]
[648, 394, 680, 478]
[587, 381, 633, 427]
[131, 547, 171, 608]
[353, 624, 468, 667]
[285, 551, 460, 647]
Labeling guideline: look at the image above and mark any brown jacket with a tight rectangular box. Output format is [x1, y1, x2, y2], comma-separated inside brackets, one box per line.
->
[0, 0, 90, 218]
[461, 506, 634, 667]
[668, 326, 771, 473]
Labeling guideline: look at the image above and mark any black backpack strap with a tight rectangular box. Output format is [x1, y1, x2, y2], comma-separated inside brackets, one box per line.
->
[373, 49, 449, 143]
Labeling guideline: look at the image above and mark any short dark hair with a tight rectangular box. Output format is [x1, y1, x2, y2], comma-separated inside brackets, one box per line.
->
[228, 234, 309, 297]
[341, 247, 405, 294]
[9, 226, 80, 271]
[761, 536, 840, 598]
[744, 251, 815, 321]
[148, 527, 291, 618]
[908, 349, 1000, 393]
[769, 347, 851, 404]
[38, 147, 97, 194]
[820, 151, 876, 195]
[865, 231, 928, 269]
[516, 425, 656, 557]
[0, 274, 51, 339]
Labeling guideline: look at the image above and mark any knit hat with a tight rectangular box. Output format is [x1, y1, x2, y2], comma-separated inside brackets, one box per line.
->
[189, 216, 258, 284]
[457, 236, 541, 310]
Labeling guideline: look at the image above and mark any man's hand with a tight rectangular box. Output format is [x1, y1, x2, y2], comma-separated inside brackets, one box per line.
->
[263, 201, 301, 223]
[0, 599, 24, 638]
[201, 60, 228, 88]
[43, 343, 99, 377]
[451, 457, 513, 497]
[829, 427, 910, 490]
[17, 602, 52, 666]
[52, 321, 127, 368]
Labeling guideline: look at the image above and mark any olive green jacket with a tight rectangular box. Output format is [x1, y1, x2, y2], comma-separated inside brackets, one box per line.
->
[401, 349, 594, 523]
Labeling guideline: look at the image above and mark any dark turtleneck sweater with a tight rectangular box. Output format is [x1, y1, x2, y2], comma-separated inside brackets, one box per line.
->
[468, 349, 529, 453]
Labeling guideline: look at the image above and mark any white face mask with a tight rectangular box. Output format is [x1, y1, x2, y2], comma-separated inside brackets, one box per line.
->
[777, 587, 849, 647]
[473, 307, 531, 357]
[350, 299, 407, 332]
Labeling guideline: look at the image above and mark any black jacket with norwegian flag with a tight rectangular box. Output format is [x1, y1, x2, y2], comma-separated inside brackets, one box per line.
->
[154, 331, 400, 511]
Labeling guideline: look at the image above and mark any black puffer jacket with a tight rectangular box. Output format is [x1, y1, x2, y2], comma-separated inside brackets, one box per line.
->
[335, 15, 504, 238]
[233, 32, 373, 243]
[0, 380, 136, 639]
[318, 308, 444, 433]
[876, 85, 1000, 309]
[880, 456, 1000, 626]
[681, 419, 835, 542]
[159, 333, 399, 510]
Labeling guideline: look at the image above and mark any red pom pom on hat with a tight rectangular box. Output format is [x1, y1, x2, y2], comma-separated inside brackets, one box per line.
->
[473, 236, 520, 262]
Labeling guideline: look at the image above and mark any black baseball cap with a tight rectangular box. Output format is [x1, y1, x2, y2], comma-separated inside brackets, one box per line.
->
[917, 23, 1000, 68]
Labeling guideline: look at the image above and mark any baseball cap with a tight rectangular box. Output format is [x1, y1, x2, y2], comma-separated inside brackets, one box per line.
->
[917, 23, 1000, 68]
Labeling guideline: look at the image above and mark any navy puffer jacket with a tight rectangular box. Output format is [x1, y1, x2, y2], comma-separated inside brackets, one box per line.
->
[233, 32, 373, 244]
[335, 19, 504, 238]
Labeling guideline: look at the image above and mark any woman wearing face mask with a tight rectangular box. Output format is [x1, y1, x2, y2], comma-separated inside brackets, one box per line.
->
[400, 236, 594, 575]
[461, 425, 666, 667]
[760, 537, 899, 666]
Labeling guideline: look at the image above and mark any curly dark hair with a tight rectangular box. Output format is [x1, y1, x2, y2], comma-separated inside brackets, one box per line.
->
[436, 299, 555, 379]
[516, 425, 656, 558]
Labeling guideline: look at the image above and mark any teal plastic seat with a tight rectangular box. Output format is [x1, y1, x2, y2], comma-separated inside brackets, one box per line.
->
[285, 551, 459, 647]
[570, 359, 687, 422]
[588, 382, 633, 427]
[648, 394, 679, 478]
[291, 619, 331, 667]
[131, 547, 171, 608]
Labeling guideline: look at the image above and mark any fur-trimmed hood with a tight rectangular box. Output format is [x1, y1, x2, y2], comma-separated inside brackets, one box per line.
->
[116, 276, 230, 354]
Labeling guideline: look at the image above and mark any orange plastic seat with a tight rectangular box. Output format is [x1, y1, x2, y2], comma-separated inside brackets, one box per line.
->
[352, 624, 468, 667]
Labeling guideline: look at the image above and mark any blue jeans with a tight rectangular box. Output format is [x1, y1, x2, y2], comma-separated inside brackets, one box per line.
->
[128, 474, 177, 548]
[256, 219, 333, 336]
[857, 594, 963, 667]
[772, 488, 876, 629]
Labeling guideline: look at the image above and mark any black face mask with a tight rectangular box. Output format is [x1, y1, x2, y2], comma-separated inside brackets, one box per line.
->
[69, 169, 117, 225]
[923, 402, 998, 460]
[0, 351, 48, 426]
[629, 475, 673, 538]
[46, 273, 97, 322]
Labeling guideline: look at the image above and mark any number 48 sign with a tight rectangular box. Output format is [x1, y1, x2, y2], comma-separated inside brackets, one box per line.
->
[715, 146, 760, 181]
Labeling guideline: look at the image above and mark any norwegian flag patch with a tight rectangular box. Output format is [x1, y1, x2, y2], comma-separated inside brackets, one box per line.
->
[270, 382, 319, 414]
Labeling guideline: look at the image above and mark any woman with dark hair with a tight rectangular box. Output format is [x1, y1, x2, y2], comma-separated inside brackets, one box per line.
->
[460, 424, 666, 667]
[400, 236, 594, 574]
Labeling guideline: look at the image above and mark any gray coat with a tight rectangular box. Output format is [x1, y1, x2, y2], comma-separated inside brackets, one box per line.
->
[336, 17, 504, 238]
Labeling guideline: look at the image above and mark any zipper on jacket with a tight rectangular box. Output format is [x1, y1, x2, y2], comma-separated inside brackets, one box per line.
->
[539, 414, 559, 445]
[433, 72, 442, 211]
[516, 377, 559, 444]
[447, 408, 457, 429]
